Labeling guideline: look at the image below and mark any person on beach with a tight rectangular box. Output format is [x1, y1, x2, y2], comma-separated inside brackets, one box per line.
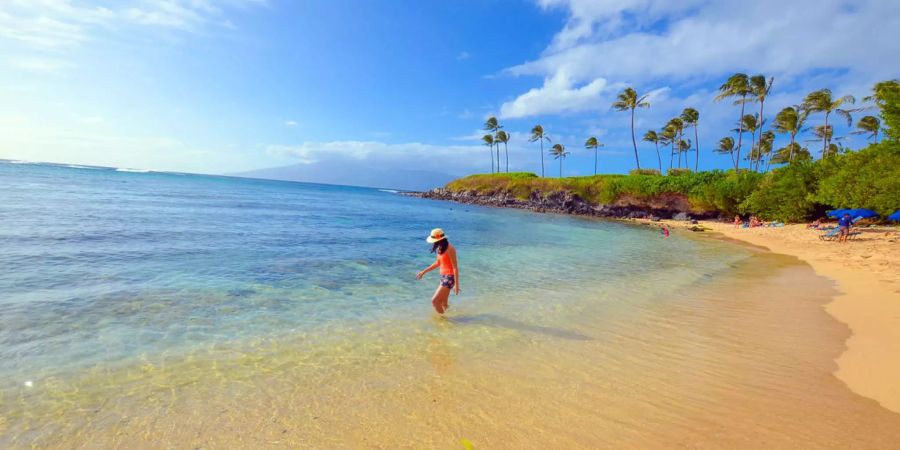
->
[416, 228, 459, 314]
[733, 215, 741, 228]
[838, 213, 853, 243]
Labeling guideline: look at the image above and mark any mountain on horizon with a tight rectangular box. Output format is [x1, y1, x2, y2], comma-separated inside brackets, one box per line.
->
[231, 160, 456, 191]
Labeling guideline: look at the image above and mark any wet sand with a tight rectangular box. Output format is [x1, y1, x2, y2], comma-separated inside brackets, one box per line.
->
[4, 246, 900, 448]
[651, 220, 900, 416]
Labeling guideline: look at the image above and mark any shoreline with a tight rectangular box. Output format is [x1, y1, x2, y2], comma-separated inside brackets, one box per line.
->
[411, 189, 900, 413]
[648, 219, 900, 414]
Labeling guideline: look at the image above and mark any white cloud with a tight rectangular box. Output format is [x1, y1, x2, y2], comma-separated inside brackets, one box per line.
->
[284, 120, 298, 127]
[499, 71, 609, 118]
[0, 0, 264, 51]
[456, 51, 471, 61]
[506, 0, 900, 117]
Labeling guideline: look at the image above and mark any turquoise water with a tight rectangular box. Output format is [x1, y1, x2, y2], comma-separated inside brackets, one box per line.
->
[0, 161, 757, 443]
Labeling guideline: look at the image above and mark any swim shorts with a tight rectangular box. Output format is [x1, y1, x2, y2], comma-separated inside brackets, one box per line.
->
[440, 274, 455, 289]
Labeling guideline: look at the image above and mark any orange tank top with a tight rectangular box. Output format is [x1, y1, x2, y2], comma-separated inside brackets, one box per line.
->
[437, 248, 455, 275]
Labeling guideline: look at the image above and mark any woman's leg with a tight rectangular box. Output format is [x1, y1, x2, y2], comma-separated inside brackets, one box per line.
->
[432, 285, 450, 314]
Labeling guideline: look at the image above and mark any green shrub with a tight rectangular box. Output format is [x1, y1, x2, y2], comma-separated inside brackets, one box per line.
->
[741, 161, 819, 221]
[667, 168, 692, 176]
[441, 145, 897, 222]
[629, 168, 662, 176]
[814, 142, 900, 216]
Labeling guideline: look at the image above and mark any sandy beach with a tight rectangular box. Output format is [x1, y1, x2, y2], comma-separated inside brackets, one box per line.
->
[652, 219, 900, 414]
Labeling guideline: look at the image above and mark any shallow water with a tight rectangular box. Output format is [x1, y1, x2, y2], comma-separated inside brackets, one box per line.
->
[1, 161, 898, 448]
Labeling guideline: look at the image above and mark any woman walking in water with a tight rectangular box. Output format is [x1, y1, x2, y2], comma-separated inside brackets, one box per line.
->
[416, 228, 459, 314]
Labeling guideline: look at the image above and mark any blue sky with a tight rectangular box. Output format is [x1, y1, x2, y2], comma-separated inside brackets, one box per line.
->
[1, 0, 898, 179]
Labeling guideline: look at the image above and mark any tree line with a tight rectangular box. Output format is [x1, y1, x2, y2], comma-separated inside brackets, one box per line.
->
[479, 76, 897, 178]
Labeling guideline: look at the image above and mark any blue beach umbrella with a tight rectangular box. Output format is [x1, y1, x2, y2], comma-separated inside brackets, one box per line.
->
[826, 209, 848, 218]
[848, 208, 879, 219]
[888, 210, 900, 221]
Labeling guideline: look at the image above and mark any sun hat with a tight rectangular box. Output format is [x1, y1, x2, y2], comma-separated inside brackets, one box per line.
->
[426, 228, 448, 243]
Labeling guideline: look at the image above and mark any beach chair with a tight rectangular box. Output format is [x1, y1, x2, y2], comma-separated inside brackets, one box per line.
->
[818, 227, 841, 241]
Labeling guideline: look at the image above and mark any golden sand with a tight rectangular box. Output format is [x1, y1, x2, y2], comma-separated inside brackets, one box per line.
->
[652, 219, 900, 415]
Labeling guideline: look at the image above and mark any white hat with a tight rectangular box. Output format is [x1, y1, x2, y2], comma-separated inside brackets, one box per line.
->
[426, 228, 447, 243]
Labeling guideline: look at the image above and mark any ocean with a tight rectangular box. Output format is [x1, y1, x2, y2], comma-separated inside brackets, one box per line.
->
[2, 161, 899, 448]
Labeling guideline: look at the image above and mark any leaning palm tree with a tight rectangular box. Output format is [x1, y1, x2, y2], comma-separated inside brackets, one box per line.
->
[666, 117, 685, 168]
[715, 73, 752, 170]
[549, 143, 569, 178]
[802, 89, 856, 156]
[716, 136, 735, 166]
[770, 142, 808, 165]
[495, 130, 510, 172]
[852, 115, 881, 143]
[677, 139, 692, 169]
[484, 116, 502, 172]
[732, 114, 759, 170]
[807, 125, 846, 158]
[772, 106, 808, 163]
[584, 136, 604, 175]
[757, 130, 775, 172]
[642, 130, 663, 173]
[529, 124, 550, 177]
[750, 76, 774, 164]
[680, 108, 700, 171]
[660, 124, 678, 171]
[482, 134, 495, 173]
[612, 87, 650, 170]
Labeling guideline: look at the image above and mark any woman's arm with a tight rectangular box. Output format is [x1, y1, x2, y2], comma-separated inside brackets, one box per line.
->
[416, 258, 440, 280]
[450, 247, 460, 294]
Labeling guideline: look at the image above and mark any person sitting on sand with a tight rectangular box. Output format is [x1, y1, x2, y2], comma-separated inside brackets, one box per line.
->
[806, 218, 822, 229]
[416, 228, 459, 314]
[733, 215, 741, 228]
[837, 213, 853, 243]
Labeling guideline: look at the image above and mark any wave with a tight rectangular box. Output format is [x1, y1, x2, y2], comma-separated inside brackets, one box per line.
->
[116, 168, 152, 173]
[7, 160, 34, 164]
[378, 189, 400, 194]
[64, 164, 102, 170]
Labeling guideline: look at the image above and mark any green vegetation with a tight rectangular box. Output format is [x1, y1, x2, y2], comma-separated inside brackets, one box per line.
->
[445, 140, 900, 222]
[450, 77, 900, 222]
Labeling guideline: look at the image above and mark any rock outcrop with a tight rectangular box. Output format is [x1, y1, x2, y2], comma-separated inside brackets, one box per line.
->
[405, 188, 719, 220]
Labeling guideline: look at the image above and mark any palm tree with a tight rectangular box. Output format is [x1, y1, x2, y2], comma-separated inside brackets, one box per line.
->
[852, 115, 881, 143]
[495, 130, 510, 172]
[716, 136, 735, 164]
[484, 116, 502, 172]
[549, 143, 569, 178]
[757, 130, 775, 172]
[772, 106, 808, 163]
[666, 117, 685, 168]
[612, 87, 650, 170]
[732, 114, 758, 170]
[677, 139, 692, 169]
[715, 73, 752, 170]
[529, 124, 550, 177]
[642, 130, 662, 173]
[482, 134, 495, 173]
[770, 143, 808, 165]
[750, 75, 774, 167]
[584, 136, 604, 175]
[680, 108, 700, 171]
[802, 89, 856, 156]
[808, 125, 846, 157]
[660, 124, 678, 171]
